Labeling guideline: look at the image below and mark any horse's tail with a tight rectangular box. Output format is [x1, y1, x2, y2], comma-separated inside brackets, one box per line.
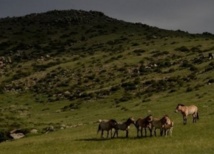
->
[97, 124, 101, 134]
[197, 112, 199, 120]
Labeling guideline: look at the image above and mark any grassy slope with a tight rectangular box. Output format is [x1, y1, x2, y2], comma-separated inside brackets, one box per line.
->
[0, 10, 214, 153]
[0, 84, 214, 154]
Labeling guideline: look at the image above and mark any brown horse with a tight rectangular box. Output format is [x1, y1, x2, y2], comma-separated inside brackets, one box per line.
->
[97, 119, 117, 138]
[175, 104, 199, 125]
[151, 115, 171, 136]
[135, 115, 153, 137]
[113, 117, 135, 138]
[162, 121, 174, 136]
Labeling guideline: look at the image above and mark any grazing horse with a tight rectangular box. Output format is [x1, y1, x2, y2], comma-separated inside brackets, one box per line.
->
[113, 117, 135, 138]
[97, 119, 117, 138]
[151, 115, 171, 136]
[135, 115, 153, 137]
[175, 104, 199, 125]
[162, 121, 174, 137]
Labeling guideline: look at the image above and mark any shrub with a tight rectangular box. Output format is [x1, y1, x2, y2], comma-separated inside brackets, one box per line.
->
[12, 70, 30, 80]
[191, 46, 202, 53]
[121, 81, 137, 91]
[118, 92, 133, 102]
[189, 65, 198, 72]
[186, 86, 193, 92]
[180, 60, 192, 68]
[175, 46, 189, 52]
[205, 62, 214, 72]
[133, 49, 146, 56]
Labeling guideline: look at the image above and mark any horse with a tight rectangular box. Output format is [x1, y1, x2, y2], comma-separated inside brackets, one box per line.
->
[151, 115, 171, 136]
[175, 104, 199, 125]
[113, 117, 135, 138]
[162, 121, 174, 137]
[135, 115, 153, 137]
[97, 119, 117, 138]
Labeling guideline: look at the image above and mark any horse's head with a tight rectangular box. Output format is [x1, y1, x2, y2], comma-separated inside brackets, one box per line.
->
[175, 104, 184, 113]
[109, 119, 118, 128]
[161, 115, 171, 125]
[160, 116, 167, 124]
[127, 117, 135, 125]
[146, 114, 153, 123]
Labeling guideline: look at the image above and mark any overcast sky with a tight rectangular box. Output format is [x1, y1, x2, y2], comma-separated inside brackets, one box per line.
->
[0, 0, 214, 34]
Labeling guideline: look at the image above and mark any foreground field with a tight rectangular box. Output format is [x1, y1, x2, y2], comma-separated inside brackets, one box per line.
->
[0, 85, 214, 154]
[1, 122, 214, 154]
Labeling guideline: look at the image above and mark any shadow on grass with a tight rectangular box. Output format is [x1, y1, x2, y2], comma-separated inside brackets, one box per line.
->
[75, 138, 111, 142]
[75, 136, 152, 142]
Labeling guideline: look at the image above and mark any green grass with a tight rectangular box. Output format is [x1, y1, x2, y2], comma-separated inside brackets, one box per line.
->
[0, 84, 214, 154]
[0, 114, 214, 154]
[0, 9, 214, 154]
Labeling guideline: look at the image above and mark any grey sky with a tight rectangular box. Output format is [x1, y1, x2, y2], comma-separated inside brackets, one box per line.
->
[0, 0, 214, 34]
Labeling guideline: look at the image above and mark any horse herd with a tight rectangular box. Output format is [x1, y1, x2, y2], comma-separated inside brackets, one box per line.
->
[97, 104, 199, 138]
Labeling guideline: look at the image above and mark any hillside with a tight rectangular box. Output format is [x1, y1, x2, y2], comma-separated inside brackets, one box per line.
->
[0, 9, 214, 150]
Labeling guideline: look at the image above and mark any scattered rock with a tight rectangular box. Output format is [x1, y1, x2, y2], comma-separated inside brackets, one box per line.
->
[10, 133, 25, 140]
[30, 129, 38, 134]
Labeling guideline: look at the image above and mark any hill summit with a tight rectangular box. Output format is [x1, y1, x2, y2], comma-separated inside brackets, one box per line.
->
[0, 9, 213, 104]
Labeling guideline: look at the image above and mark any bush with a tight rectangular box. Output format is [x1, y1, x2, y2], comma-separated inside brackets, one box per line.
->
[118, 92, 133, 102]
[121, 82, 137, 91]
[186, 87, 193, 92]
[175, 46, 189, 52]
[180, 60, 192, 68]
[133, 49, 146, 56]
[205, 62, 214, 72]
[12, 70, 30, 80]
[189, 65, 198, 72]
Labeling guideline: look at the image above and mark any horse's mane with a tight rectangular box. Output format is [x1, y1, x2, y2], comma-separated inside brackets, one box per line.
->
[178, 103, 185, 106]
[109, 119, 117, 123]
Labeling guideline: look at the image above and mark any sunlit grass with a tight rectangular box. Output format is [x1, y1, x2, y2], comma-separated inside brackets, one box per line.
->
[0, 84, 214, 153]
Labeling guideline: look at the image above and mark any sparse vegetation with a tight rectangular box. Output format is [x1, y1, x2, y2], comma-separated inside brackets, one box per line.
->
[0, 9, 214, 154]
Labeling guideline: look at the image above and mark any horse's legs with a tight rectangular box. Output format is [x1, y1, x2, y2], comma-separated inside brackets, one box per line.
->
[165, 129, 168, 137]
[183, 115, 187, 125]
[192, 115, 195, 123]
[149, 128, 152, 137]
[116, 130, 119, 138]
[107, 130, 109, 138]
[112, 129, 115, 138]
[193, 112, 198, 123]
[184, 118, 187, 124]
[142, 127, 147, 136]
[140, 128, 143, 137]
[101, 130, 104, 138]
[154, 128, 157, 136]
[136, 127, 139, 137]
[160, 128, 163, 136]
[126, 130, 128, 138]
[164, 129, 168, 137]
[114, 129, 119, 138]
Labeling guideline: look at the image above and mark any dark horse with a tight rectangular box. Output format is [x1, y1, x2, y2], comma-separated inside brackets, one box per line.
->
[135, 115, 153, 137]
[113, 117, 135, 138]
[175, 104, 199, 125]
[97, 119, 117, 138]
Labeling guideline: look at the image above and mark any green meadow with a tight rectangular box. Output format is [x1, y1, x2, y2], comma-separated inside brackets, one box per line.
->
[0, 84, 214, 154]
[0, 9, 214, 153]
